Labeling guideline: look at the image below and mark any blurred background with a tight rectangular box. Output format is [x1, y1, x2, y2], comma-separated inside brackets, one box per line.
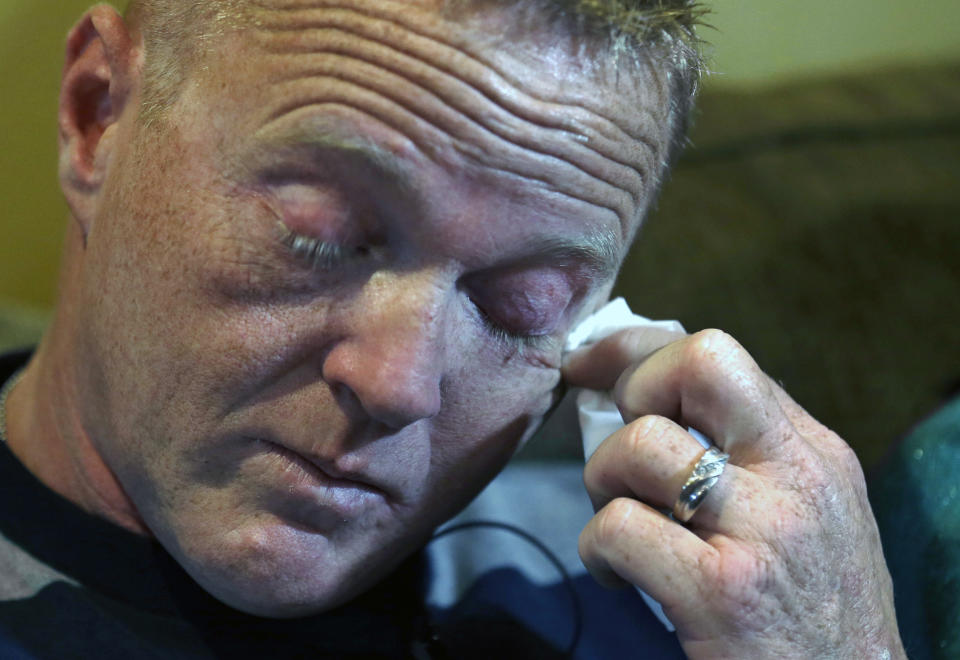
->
[1, 0, 959, 467]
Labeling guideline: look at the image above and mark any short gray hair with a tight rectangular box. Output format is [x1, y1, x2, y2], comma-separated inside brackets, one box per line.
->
[444, 0, 708, 167]
[123, 0, 246, 124]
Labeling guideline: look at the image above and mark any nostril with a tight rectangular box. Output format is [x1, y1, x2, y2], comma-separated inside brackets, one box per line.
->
[365, 370, 443, 430]
[326, 379, 367, 420]
[321, 340, 443, 430]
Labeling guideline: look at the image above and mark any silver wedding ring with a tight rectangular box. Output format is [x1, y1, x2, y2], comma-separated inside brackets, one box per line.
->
[672, 446, 729, 523]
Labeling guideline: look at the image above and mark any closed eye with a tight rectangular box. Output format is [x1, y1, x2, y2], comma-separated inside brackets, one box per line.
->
[468, 295, 557, 357]
[280, 227, 372, 271]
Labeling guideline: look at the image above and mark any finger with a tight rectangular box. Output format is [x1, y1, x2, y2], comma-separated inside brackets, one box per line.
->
[562, 325, 687, 390]
[584, 415, 766, 534]
[612, 329, 797, 460]
[579, 496, 715, 607]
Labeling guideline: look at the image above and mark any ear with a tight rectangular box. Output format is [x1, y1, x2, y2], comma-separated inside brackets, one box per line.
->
[58, 4, 139, 240]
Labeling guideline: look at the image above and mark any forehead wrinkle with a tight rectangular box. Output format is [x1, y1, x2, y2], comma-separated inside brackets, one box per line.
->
[237, 1, 667, 221]
[251, 31, 648, 204]
[258, 97, 632, 224]
[251, 1, 663, 130]
[252, 1, 662, 147]
[258, 80, 634, 225]
[243, 66, 637, 226]
[256, 21, 657, 189]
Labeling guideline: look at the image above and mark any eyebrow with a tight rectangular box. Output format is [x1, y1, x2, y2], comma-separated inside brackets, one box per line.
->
[233, 120, 414, 191]
[528, 232, 623, 285]
[235, 119, 624, 281]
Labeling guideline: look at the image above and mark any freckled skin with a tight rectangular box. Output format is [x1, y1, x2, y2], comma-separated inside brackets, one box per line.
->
[15, 1, 669, 617]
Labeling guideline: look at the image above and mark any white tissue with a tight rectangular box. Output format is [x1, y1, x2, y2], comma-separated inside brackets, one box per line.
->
[565, 297, 709, 633]
[564, 298, 689, 462]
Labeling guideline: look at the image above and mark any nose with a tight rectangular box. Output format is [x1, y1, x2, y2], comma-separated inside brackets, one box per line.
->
[321, 273, 447, 430]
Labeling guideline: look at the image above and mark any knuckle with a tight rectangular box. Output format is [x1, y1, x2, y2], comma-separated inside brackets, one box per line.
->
[602, 329, 648, 368]
[786, 465, 860, 539]
[836, 441, 864, 476]
[833, 442, 870, 501]
[577, 524, 593, 560]
[621, 415, 663, 454]
[610, 365, 639, 413]
[687, 328, 742, 358]
[608, 328, 641, 355]
[594, 497, 640, 548]
[610, 325, 677, 357]
[790, 450, 835, 498]
[681, 329, 748, 378]
[582, 459, 598, 494]
[581, 450, 607, 497]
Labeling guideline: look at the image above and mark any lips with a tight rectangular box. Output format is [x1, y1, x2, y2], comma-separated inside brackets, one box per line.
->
[257, 438, 387, 497]
[239, 436, 392, 528]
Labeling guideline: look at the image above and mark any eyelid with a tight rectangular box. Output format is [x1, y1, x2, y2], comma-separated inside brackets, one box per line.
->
[468, 294, 560, 359]
[264, 177, 353, 230]
[282, 230, 343, 268]
[261, 174, 387, 258]
[279, 226, 369, 271]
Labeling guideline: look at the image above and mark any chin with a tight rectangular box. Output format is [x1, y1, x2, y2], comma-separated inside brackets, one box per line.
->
[162, 514, 416, 618]
[207, 581, 352, 619]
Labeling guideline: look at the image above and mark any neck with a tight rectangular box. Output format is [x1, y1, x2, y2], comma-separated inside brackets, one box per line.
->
[4, 228, 150, 537]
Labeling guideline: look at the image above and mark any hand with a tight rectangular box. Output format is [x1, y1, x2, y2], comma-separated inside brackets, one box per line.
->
[563, 328, 905, 659]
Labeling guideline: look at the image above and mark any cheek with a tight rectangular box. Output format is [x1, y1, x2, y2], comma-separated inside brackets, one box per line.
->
[445, 310, 563, 425]
[416, 367, 558, 527]
[432, 358, 560, 460]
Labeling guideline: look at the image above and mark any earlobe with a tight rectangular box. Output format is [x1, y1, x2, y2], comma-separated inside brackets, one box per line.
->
[58, 5, 138, 239]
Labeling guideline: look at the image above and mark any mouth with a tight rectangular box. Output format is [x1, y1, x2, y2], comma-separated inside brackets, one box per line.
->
[247, 437, 389, 520]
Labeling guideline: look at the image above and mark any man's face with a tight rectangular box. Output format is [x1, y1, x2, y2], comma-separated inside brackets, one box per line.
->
[76, 0, 669, 616]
